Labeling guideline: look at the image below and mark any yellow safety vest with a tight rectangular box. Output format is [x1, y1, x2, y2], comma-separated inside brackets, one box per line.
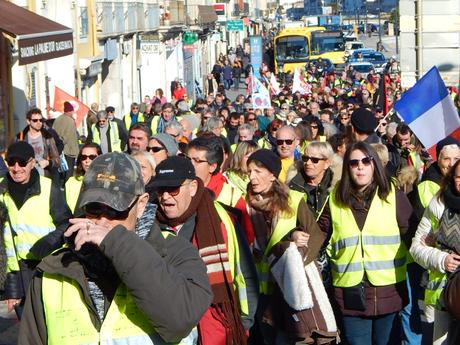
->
[256, 190, 305, 295]
[151, 116, 183, 135]
[42, 272, 196, 345]
[65, 176, 83, 213]
[91, 123, 122, 152]
[214, 202, 249, 316]
[422, 211, 448, 307]
[417, 180, 440, 209]
[225, 171, 249, 195]
[327, 188, 407, 287]
[2, 176, 55, 272]
[216, 182, 243, 209]
[123, 113, 145, 130]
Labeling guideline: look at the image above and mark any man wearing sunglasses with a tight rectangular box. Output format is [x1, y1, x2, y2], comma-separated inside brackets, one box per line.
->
[275, 126, 299, 183]
[86, 110, 123, 154]
[2, 141, 72, 317]
[16, 108, 62, 180]
[19, 152, 212, 344]
[152, 156, 257, 345]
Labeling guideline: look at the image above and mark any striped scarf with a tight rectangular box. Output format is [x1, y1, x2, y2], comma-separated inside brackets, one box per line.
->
[156, 179, 246, 344]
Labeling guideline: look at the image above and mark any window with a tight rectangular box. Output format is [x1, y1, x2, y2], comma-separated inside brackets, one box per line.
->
[80, 7, 89, 39]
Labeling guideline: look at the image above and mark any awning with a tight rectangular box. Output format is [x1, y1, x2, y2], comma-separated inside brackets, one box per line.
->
[198, 5, 218, 25]
[0, 1, 73, 65]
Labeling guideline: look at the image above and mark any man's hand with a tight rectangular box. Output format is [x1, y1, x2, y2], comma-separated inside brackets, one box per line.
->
[292, 230, 310, 248]
[65, 218, 111, 250]
[6, 299, 21, 313]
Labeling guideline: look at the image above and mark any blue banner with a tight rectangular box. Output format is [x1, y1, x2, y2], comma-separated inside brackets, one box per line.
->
[249, 36, 263, 79]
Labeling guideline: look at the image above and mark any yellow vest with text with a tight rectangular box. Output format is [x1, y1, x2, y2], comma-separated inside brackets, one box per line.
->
[124, 113, 145, 130]
[214, 202, 249, 316]
[256, 190, 305, 295]
[2, 176, 55, 272]
[64, 176, 83, 213]
[91, 123, 122, 152]
[42, 272, 195, 345]
[327, 188, 407, 287]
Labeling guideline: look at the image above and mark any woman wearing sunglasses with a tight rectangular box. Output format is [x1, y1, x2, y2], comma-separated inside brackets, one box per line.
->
[246, 149, 338, 345]
[65, 143, 102, 213]
[318, 141, 412, 345]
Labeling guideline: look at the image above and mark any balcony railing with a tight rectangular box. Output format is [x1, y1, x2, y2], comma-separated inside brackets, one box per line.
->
[97, 1, 161, 37]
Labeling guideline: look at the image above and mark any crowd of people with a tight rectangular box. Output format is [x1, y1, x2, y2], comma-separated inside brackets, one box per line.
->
[0, 40, 460, 345]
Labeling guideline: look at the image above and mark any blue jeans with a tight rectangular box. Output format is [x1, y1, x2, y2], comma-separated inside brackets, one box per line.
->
[342, 313, 399, 345]
[223, 78, 232, 90]
[400, 262, 428, 344]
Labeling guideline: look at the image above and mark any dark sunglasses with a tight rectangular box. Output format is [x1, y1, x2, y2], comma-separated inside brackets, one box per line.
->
[81, 154, 98, 161]
[248, 118, 256, 122]
[349, 156, 374, 168]
[6, 158, 32, 167]
[276, 139, 294, 146]
[132, 107, 139, 110]
[310, 125, 319, 129]
[147, 146, 165, 153]
[302, 155, 327, 164]
[84, 197, 139, 220]
[156, 182, 190, 197]
[31, 118, 45, 123]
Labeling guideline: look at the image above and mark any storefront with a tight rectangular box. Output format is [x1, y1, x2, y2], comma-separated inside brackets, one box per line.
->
[0, 1, 73, 150]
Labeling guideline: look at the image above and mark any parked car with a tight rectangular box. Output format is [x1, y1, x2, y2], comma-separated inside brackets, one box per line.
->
[345, 41, 365, 58]
[347, 61, 375, 78]
[348, 49, 387, 73]
[308, 58, 335, 75]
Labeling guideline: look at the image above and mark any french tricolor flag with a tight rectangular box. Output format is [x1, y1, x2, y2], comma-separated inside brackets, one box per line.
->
[394, 66, 460, 159]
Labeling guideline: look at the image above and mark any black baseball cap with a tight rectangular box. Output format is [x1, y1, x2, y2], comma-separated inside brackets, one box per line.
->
[151, 156, 196, 188]
[6, 141, 35, 161]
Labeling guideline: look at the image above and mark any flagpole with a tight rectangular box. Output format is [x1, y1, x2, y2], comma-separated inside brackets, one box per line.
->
[374, 108, 395, 132]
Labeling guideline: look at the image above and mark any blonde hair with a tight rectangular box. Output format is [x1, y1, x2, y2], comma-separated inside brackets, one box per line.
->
[131, 150, 156, 171]
[370, 143, 389, 166]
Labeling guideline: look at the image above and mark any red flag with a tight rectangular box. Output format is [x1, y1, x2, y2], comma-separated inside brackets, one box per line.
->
[375, 74, 390, 114]
[53, 86, 89, 128]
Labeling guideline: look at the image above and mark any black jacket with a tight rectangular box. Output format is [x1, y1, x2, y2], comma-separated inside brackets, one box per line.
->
[18, 225, 213, 344]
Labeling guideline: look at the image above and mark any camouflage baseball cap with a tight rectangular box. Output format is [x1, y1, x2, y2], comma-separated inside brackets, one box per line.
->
[76, 152, 145, 212]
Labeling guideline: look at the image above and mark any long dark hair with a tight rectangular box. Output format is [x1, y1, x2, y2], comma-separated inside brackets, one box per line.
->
[438, 159, 460, 202]
[335, 141, 391, 207]
[74, 143, 102, 178]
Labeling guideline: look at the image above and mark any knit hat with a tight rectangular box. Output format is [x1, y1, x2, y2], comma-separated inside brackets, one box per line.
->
[247, 149, 282, 178]
[6, 141, 35, 162]
[152, 133, 179, 156]
[76, 152, 145, 212]
[351, 107, 377, 134]
[63, 101, 74, 113]
[436, 137, 460, 159]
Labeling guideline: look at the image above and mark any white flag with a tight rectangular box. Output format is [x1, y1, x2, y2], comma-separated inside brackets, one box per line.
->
[251, 76, 271, 109]
[270, 73, 281, 96]
[292, 68, 312, 95]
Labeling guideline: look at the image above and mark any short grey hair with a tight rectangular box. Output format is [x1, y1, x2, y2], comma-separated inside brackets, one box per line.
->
[96, 110, 108, 121]
[165, 121, 183, 136]
[202, 116, 223, 132]
[238, 123, 255, 135]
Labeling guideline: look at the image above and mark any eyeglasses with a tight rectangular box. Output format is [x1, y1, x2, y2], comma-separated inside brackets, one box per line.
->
[30, 118, 45, 123]
[310, 125, 319, 129]
[156, 182, 190, 197]
[81, 154, 98, 161]
[6, 158, 32, 167]
[348, 156, 374, 168]
[132, 107, 139, 110]
[248, 118, 256, 122]
[147, 146, 165, 153]
[302, 155, 327, 164]
[340, 116, 349, 120]
[186, 156, 208, 164]
[380, 122, 388, 127]
[276, 139, 294, 146]
[84, 197, 139, 220]
[281, 107, 289, 110]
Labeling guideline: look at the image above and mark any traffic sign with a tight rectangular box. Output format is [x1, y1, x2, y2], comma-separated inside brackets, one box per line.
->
[226, 20, 244, 32]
